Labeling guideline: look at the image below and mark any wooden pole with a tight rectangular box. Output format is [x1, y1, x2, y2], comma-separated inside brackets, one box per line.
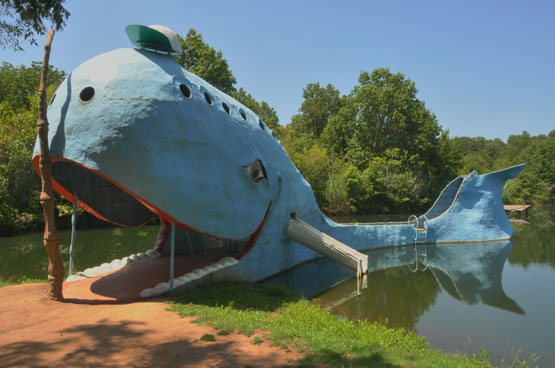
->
[37, 29, 64, 300]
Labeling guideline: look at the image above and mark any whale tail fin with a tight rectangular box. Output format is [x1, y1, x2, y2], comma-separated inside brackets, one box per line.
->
[481, 163, 526, 185]
[423, 164, 526, 222]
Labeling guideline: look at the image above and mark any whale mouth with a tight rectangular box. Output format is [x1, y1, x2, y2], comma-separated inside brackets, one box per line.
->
[34, 157, 268, 262]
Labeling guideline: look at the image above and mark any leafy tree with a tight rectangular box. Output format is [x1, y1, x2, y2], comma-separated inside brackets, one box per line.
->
[0, 62, 64, 234]
[0, 61, 65, 110]
[291, 82, 344, 137]
[455, 132, 554, 205]
[319, 68, 460, 211]
[281, 127, 329, 205]
[325, 159, 349, 215]
[174, 29, 237, 95]
[323, 68, 444, 171]
[0, 0, 69, 50]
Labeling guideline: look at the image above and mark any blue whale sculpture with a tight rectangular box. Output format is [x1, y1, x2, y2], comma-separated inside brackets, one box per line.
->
[33, 26, 524, 288]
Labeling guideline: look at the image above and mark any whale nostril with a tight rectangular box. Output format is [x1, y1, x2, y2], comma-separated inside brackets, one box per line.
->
[79, 87, 95, 103]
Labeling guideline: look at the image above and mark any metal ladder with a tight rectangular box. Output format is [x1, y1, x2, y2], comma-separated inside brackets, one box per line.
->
[408, 215, 428, 272]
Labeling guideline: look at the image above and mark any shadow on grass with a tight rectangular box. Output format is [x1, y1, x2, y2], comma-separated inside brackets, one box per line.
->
[168, 280, 302, 311]
[300, 349, 403, 368]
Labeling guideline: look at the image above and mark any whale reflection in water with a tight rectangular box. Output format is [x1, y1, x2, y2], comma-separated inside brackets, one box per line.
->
[265, 241, 523, 328]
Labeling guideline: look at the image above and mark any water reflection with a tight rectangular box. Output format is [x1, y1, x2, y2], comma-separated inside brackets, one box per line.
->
[266, 241, 522, 330]
[509, 207, 555, 268]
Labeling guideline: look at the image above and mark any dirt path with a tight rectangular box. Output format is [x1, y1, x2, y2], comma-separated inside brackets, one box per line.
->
[0, 283, 301, 367]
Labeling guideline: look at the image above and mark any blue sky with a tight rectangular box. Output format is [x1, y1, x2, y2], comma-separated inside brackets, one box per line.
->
[3, 0, 554, 140]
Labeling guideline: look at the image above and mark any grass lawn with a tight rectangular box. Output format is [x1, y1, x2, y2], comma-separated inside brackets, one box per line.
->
[168, 281, 536, 368]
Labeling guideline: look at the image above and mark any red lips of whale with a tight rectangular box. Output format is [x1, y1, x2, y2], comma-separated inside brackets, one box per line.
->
[32, 155, 270, 260]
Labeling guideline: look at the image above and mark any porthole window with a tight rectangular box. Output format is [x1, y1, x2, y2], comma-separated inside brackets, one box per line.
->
[204, 91, 213, 105]
[239, 109, 247, 121]
[49, 93, 56, 107]
[179, 84, 191, 99]
[258, 119, 266, 130]
[79, 86, 95, 103]
[222, 102, 231, 114]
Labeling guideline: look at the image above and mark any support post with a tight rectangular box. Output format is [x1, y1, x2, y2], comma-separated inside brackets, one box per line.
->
[37, 29, 64, 300]
[169, 222, 175, 293]
[69, 200, 77, 276]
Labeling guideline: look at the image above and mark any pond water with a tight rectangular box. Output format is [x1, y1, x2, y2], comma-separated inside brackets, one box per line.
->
[0, 226, 159, 282]
[268, 208, 555, 367]
[1, 209, 553, 366]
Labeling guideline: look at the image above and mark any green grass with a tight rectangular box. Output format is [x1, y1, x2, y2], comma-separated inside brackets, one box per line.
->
[199, 334, 216, 342]
[0, 276, 45, 288]
[168, 281, 524, 368]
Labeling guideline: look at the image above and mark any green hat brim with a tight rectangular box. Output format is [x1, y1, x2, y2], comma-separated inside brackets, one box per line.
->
[125, 24, 179, 54]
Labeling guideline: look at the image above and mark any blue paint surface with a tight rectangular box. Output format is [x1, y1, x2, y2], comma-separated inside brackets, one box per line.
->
[33, 46, 525, 282]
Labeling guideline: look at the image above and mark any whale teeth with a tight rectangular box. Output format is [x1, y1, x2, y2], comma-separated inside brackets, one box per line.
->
[110, 259, 122, 269]
[140, 257, 239, 298]
[64, 249, 239, 299]
[146, 249, 161, 259]
[65, 249, 159, 282]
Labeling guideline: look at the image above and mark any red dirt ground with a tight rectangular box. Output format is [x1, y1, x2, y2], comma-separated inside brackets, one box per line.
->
[63, 257, 215, 303]
[0, 283, 302, 367]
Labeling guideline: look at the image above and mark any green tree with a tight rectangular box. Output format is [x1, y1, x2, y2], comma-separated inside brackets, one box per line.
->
[0, 61, 65, 110]
[0, 0, 69, 50]
[455, 132, 554, 206]
[291, 82, 344, 137]
[281, 127, 329, 205]
[323, 68, 444, 171]
[174, 29, 237, 95]
[0, 62, 63, 234]
[320, 68, 460, 211]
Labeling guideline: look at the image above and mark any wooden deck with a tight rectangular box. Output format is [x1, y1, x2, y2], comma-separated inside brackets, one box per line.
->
[504, 204, 531, 212]
[504, 204, 531, 220]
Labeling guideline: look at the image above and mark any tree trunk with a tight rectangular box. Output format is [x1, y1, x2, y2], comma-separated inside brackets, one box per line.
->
[37, 29, 64, 300]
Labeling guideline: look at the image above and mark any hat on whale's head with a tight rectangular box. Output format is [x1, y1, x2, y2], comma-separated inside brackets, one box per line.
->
[125, 24, 182, 55]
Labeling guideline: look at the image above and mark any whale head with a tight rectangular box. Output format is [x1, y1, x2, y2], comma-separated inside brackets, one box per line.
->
[32, 47, 305, 252]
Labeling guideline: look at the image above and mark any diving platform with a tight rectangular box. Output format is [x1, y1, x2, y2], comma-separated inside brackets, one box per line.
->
[504, 204, 531, 218]
[286, 215, 368, 276]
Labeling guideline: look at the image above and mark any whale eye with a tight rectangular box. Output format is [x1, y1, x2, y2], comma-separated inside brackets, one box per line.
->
[245, 160, 267, 182]
[79, 86, 95, 103]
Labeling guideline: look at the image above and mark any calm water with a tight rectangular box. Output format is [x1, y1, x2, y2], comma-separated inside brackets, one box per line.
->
[0, 225, 159, 282]
[268, 208, 555, 366]
[1, 209, 553, 366]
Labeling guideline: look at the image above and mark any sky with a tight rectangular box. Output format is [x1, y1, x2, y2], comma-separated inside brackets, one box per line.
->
[2, 0, 554, 141]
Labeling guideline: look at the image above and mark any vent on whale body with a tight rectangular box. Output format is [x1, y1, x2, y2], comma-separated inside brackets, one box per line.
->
[52, 160, 155, 227]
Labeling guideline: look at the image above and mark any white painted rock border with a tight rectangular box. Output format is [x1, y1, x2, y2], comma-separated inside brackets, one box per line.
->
[139, 256, 238, 298]
[65, 249, 161, 282]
